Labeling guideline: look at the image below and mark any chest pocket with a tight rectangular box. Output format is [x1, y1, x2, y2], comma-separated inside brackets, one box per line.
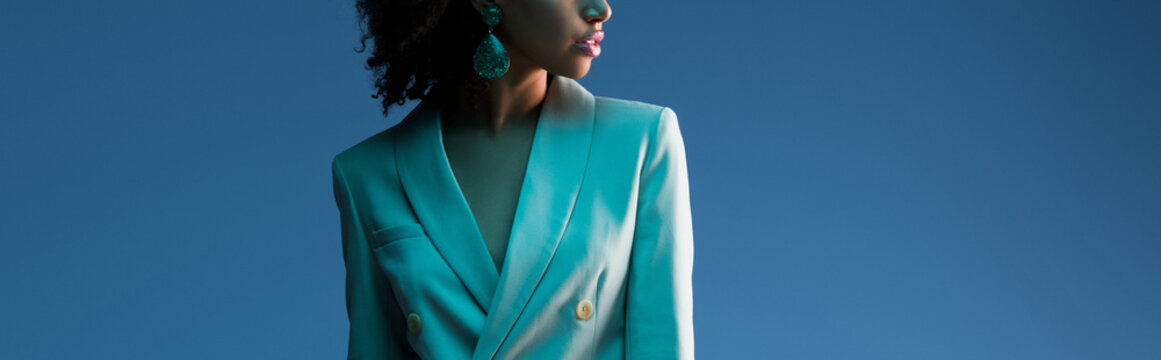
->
[370, 223, 428, 248]
[369, 223, 463, 320]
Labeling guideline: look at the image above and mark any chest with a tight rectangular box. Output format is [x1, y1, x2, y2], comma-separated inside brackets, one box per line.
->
[440, 121, 538, 270]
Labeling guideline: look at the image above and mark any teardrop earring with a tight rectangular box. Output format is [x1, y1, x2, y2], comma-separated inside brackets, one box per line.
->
[473, 2, 509, 79]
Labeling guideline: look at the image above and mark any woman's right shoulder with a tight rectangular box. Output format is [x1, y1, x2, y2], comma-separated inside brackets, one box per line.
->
[334, 101, 436, 171]
[333, 125, 400, 167]
[330, 118, 415, 185]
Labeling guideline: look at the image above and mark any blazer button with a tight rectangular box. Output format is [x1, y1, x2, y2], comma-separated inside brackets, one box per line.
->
[575, 299, 594, 321]
[407, 313, 422, 334]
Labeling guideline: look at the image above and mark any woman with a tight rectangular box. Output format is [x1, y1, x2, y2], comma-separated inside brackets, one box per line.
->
[330, 0, 694, 358]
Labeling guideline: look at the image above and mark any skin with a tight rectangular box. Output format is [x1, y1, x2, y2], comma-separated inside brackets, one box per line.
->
[444, 0, 612, 133]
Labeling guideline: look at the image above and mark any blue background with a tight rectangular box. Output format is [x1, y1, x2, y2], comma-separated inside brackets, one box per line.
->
[2, 0, 1158, 358]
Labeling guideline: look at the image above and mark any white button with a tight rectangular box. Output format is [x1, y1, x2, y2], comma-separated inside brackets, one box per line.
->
[575, 300, 593, 321]
[407, 313, 422, 334]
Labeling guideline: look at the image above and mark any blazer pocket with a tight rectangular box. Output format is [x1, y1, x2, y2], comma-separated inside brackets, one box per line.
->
[370, 223, 428, 248]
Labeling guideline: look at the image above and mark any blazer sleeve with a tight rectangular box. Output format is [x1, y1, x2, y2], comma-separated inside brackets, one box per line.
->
[626, 107, 695, 359]
[332, 156, 419, 360]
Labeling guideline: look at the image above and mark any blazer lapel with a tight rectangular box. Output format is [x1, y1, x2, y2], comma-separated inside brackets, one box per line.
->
[473, 75, 595, 359]
[395, 100, 500, 312]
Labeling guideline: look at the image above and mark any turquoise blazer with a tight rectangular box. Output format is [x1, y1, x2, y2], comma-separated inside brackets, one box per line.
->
[331, 75, 694, 359]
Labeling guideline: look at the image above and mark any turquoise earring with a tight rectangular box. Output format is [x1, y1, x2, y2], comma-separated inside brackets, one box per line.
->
[473, 2, 509, 79]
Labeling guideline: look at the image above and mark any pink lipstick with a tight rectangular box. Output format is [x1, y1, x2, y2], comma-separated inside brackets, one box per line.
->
[575, 31, 604, 57]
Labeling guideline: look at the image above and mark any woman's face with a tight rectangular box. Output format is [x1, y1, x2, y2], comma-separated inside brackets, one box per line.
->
[485, 0, 612, 79]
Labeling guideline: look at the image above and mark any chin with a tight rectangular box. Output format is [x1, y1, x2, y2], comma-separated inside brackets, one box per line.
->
[550, 61, 593, 80]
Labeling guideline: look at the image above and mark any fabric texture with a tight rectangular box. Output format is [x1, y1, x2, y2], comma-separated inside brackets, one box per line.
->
[331, 74, 694, 359]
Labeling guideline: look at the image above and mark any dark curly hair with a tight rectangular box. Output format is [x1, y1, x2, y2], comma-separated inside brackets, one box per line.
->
[354, 0, 492, 118]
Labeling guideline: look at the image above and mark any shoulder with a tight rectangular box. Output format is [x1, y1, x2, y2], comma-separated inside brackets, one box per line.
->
[334, 101, 437, 173]
[594, 96, 674, 123]
[331, 121, 407, 184]
[593, 96, 681, 144]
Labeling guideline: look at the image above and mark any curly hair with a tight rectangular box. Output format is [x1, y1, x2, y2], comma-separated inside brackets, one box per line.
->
[354, 0, 491, 118]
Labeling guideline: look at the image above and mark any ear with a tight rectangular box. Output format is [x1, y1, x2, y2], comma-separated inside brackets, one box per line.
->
[468, 0, 496, 13]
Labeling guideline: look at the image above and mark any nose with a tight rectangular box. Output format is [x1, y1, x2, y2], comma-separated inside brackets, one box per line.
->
[582, 0, 611, 24]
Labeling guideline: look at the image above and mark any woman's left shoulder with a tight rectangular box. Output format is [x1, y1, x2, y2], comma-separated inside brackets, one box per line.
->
[592, 96, 679, 131]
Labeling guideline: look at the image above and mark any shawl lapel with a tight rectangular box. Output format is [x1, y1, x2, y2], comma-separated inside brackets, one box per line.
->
[394, 74, 595, 359]
[473, 75, 594, 359]
[395, 100, 500, 312]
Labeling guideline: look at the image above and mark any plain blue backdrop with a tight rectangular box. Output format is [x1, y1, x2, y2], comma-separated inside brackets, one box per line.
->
[2, 0, 1158, 358]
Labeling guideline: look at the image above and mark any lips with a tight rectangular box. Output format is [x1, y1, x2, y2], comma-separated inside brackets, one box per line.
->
[574, 31, 604, 57]
[577, 31, 604, 44]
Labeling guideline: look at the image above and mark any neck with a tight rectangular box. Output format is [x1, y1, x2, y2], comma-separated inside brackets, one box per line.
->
[443, 64, 550, 134]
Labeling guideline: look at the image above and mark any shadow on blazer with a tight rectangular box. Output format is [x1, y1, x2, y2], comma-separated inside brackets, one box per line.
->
[331, 74, 694, 359]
